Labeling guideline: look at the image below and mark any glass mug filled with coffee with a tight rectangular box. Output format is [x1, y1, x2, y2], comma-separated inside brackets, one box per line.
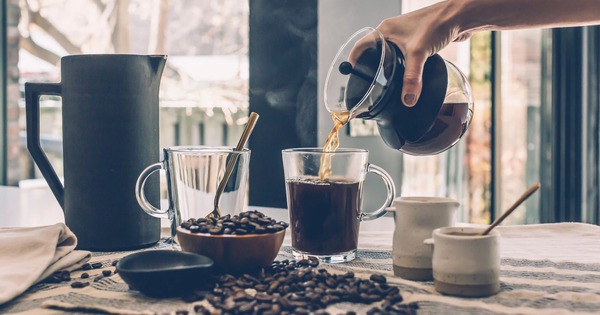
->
[282, 148, 396, 263]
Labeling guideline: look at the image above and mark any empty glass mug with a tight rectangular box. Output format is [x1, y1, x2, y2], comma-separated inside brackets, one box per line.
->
[282, 148, 396, 263]
[135, 146, 250, 240]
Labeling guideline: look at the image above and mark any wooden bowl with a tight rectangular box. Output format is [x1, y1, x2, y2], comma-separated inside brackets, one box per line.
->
[176, 227, 285, 272]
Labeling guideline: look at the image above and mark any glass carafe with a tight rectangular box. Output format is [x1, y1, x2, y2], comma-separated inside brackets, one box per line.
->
[324, 27, 474, 155]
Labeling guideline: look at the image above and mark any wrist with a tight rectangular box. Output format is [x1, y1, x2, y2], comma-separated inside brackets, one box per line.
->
[445, 0, 485, 34]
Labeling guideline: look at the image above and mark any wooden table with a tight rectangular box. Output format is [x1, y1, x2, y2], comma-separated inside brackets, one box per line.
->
[1, 186, 599, 314]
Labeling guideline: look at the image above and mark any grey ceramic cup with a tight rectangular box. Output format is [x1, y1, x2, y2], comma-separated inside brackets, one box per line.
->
[388, 197, 459, 281]
[426, 226, 501, 297]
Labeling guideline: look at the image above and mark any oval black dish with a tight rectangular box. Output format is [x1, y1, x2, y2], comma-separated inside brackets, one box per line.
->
[116, 250, 214, 297]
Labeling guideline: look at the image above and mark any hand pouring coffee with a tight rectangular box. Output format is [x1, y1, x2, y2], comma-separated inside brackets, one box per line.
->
[324, 27, 474, 155]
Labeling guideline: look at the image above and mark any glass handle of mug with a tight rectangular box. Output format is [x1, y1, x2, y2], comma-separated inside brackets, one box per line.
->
[135, 162, 169, 218]
[135, 162, 178, 244]
[360, 163, 397, 221]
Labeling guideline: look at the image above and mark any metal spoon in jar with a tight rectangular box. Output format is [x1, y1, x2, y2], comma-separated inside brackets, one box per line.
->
[481, 182, 541, 236]
[206, 112, 259, 219]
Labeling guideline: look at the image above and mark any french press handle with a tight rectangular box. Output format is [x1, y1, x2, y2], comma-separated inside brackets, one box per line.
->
[25, 82, 64, 209]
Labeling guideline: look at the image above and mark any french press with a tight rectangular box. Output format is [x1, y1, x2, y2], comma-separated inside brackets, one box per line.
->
[324, 27, 474, 155]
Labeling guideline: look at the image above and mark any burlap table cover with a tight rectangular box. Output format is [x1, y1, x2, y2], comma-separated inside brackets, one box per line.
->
[1, 223, 599, 315]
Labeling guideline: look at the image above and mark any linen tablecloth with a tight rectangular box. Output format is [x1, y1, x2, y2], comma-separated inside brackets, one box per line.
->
[1, 223, 599, 315]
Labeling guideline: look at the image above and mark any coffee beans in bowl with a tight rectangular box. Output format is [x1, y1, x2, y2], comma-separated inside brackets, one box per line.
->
[176, 210, 288, 272]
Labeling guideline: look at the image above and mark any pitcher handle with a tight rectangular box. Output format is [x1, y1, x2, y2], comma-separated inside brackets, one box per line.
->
[360, 163, 397, 221]
[25, 82, 64, 209]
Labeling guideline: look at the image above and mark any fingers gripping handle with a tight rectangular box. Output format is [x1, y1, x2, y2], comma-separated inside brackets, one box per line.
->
[360, 163, 397, 221]
[25, 82, 64, 209]
[135, 162, 169, 218]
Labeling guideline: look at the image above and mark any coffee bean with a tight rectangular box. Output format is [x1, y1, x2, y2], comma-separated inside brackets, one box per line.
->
[297, 259, 310, 267]
[181, 221, 193, 230]
[195, 259, 415, 315]
[91, 262, 103, 269]
[199, 226, 210, 233]
[235, 228, 248, 235]
[209, 227, 223, 235]
[70, 281, 89, 289]
[181, 210, 288, 236]
[238, 300, 256, 313]
[81, 263, 92, 271]
[93, 275, 104, 282]
[46, 270, 71, 283]
[81, 273, 89, 279]
[370, 274, 387, 284]
[102, 270, 112, 276]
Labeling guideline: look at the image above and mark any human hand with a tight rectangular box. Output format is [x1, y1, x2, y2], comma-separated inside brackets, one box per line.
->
[352, 1, 470, 107]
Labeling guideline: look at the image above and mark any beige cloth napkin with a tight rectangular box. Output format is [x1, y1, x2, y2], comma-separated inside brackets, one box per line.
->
[0, 223, 91, 304]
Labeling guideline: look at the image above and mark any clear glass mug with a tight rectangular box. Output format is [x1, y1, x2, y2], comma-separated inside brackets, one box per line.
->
[282, 148, 396, 263]
[135, 146, 250, 241]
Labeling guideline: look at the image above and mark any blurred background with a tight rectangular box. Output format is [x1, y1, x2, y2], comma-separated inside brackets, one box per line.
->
[1, 0, 598, 225]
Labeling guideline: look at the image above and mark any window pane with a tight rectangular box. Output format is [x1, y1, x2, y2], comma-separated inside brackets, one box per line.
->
[498, 30, 542, 224]
[401, 1, 492, 223]
[13, 0, 249, 185]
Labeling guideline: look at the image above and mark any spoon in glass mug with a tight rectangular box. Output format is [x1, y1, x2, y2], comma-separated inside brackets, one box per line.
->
[206, 112, 259, 219]
[480, 182, 541, 236]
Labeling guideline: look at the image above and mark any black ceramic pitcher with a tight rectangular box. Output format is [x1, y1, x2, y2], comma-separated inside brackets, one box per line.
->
[25, 54, 167, 251]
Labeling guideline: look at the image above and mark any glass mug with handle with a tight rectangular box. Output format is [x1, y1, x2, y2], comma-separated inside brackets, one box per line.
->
[282, 148, 396, 263]
[135, 146, 250, 242]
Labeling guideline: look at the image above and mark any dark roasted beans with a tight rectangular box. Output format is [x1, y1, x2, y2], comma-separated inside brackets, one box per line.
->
[180, 210, 289, 235]
[189, 258, 417, 315]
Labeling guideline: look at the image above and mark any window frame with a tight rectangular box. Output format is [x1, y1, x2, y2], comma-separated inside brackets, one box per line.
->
[0, 0, 6, 185]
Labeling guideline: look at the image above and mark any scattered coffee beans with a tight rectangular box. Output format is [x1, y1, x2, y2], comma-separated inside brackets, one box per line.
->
[179, 258, 417, 315]
[46, 270, 71, 283]
[91, 262, 103, 269]
[70, 281, 90, 289]
[180, 210, 289, 235]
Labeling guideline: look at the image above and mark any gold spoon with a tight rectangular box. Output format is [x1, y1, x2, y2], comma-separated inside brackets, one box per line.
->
[206, 112, 259, 219]
[481, 182, 541, 236]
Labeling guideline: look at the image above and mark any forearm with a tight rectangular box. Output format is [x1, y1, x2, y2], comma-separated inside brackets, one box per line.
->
[449, 0, 600, 33]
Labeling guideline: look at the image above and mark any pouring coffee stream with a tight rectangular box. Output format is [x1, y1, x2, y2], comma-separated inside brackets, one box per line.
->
[206, 112, 259, 219]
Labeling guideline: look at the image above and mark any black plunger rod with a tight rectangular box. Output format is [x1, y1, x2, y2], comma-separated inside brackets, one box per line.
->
[339, 61, 373, 81]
